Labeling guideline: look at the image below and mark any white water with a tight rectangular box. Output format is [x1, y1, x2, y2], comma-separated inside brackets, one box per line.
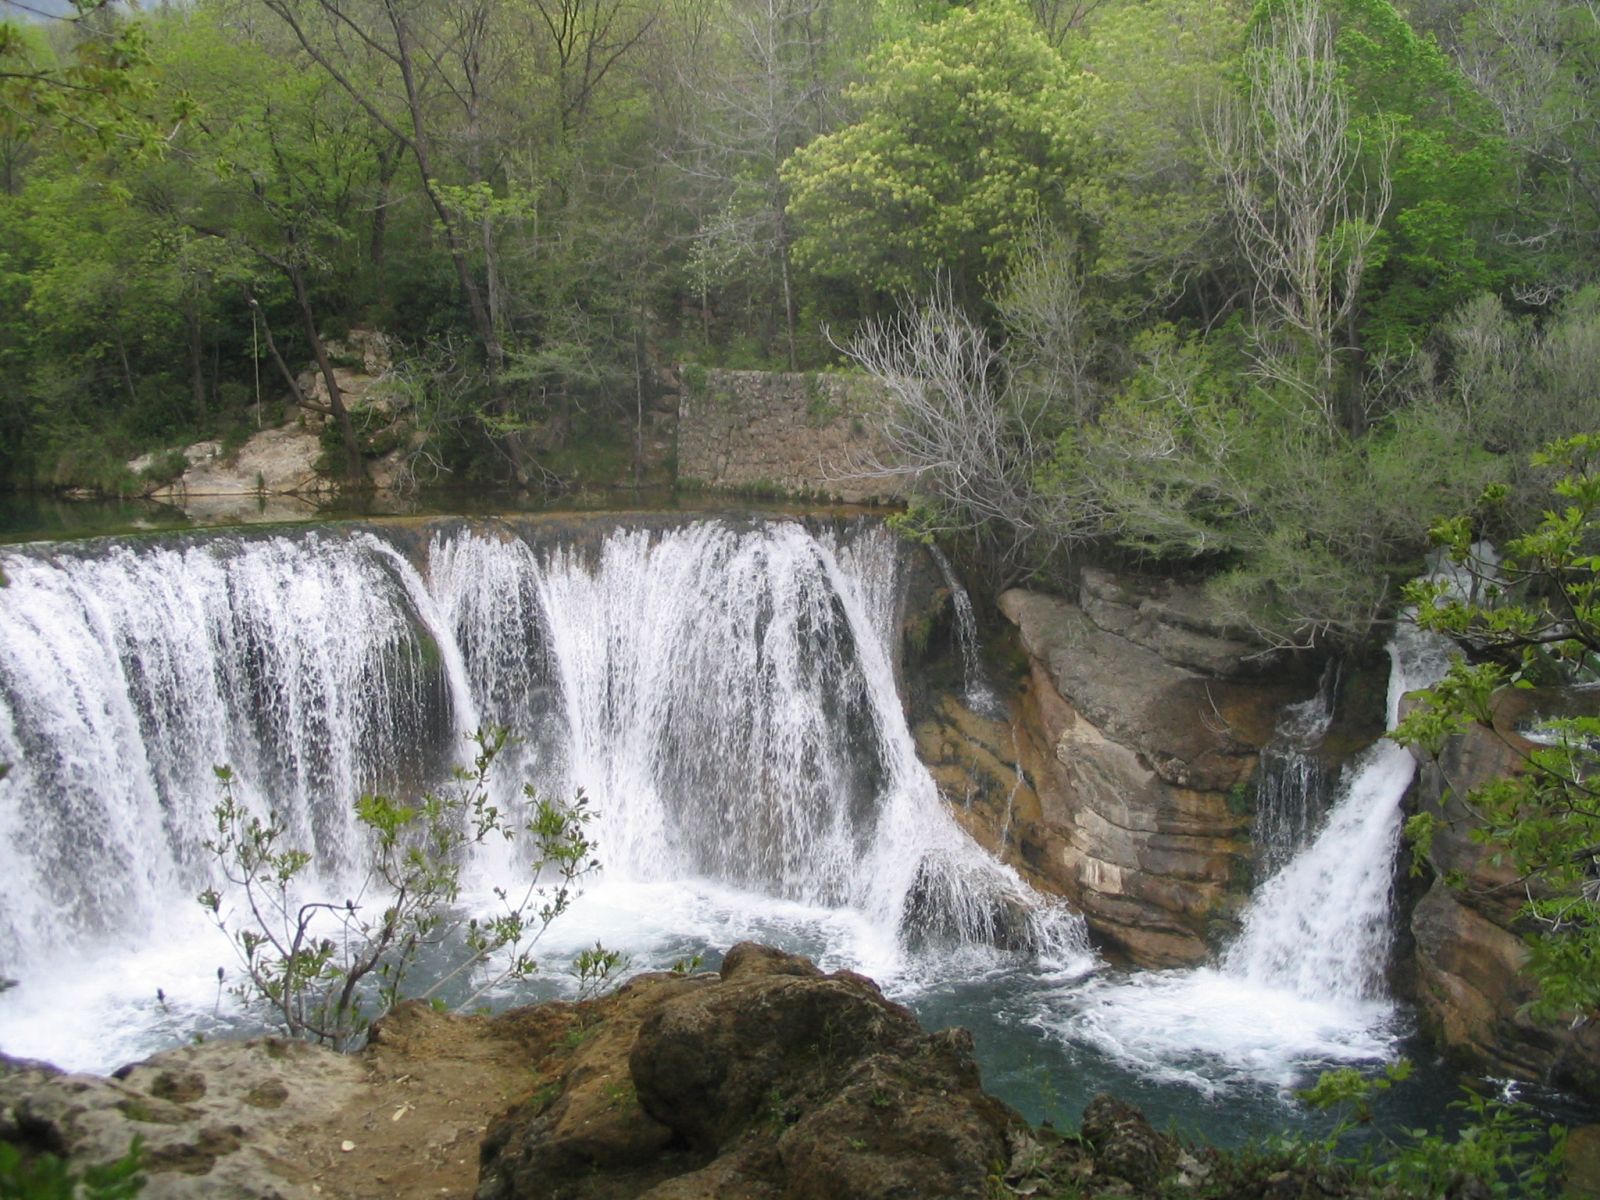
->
[1251, 664, 1338, 874]
[927, 545, 1002, 715]
[0, 518, 1089, 1071]
[1035, 616, 1459, 1093]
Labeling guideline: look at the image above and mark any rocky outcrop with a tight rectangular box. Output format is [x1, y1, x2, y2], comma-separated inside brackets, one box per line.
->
[477, 942, 1019, 1200]
[0, 999, 587, 1200]
[126, 329, 423, 521]
[676, 369, 905, 504]
[0, 1037, 359, 1198]
[1407, 686, 1600, 1092]
[994, 574, 1318, 967]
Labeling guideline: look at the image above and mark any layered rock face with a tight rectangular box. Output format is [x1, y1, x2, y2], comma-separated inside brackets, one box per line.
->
[991, 570, 1314, 967]
[1407, 687, 1600, 1091]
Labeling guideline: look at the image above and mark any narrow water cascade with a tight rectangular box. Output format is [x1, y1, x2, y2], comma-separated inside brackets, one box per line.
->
[927, 545, 1001, 715]
[1251, 664, 1338, 874]
[0, 517, 1090, 1072]
[1035, 615, 1459, 1092]
[1221, 624, 1455, 1002]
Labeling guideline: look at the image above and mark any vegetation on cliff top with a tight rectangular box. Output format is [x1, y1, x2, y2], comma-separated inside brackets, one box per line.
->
[1399, 435, 1600, 1026]
[1, 0, 1598, 642]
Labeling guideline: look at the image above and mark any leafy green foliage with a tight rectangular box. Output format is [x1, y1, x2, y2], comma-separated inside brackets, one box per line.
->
[0, 5, 167, 158]
[1292, 1063, 1564, 1198]
[0, 1136, 145, 1200]
[199, 727, 603, 1050]
[1030, 320, 1500, 643]
[1296, 0, 1516, 350]
[783, 0, 1077, 304]
[1396, 436, 1600, 1020]
[1060, 0, 1244, 315]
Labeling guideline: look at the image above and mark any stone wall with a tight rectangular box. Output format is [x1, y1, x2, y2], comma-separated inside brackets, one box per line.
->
[676, 368, 907, 504]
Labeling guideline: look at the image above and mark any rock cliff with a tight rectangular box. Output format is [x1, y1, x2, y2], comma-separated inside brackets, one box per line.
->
[1407, 686, 1600, 1092]
[983, 571, 1322, 967]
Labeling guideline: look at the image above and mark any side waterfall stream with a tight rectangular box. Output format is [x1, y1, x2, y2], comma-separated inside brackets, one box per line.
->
[0, 515, 1518, 1142]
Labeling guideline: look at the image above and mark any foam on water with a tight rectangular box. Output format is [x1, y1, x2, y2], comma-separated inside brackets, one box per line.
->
[1031, 612, 1459, 1091]
[0, 518, 1091, 1072]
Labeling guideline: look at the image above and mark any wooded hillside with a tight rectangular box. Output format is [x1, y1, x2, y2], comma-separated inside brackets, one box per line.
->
[4, 0, 1598, 641]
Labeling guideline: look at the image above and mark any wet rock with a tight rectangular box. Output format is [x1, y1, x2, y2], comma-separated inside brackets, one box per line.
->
[628, 944, 921, 1154]
[1081, 1093, 1177, 1191]
[478, 943, 1021, 1200]
[1566, 1124, 1600, 1199]
[775, 1027, 1017, 1200]
[1408, 686, 1600, 1089]
[475, 975, 704, 1200]
[996, 586, 1312, 965]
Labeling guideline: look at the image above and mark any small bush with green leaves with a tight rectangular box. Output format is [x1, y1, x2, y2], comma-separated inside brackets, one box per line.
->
[199, 726, 609, 1050]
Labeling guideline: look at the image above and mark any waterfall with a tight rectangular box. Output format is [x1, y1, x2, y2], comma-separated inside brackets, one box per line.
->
[1037, 615, 1458, 1091]
[0, 517, 1088, 1070]
[927, 546, 1001, 715]
[0, 531, 457, 970]
[1221, 622, 1455, 1001]
[1251, 663, 1338, 874]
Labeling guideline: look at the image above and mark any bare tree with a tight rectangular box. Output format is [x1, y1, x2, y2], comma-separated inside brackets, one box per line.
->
[1209, 0, 1393, 430]
[675, 0, 852, 368]
[1027, 0, 1107, 47]
[258, 0, 505, 369]
[1449, 0, 1600, 293]
[840, 288, 1098, 583]
[993, 222, 1100, 423]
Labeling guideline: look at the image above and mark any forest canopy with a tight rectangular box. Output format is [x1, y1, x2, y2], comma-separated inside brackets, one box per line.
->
[4, 0, 1599, 643]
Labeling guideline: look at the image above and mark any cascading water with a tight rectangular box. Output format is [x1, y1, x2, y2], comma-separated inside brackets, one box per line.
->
[0, 517, 1090, 1071]
[0, 532, 456, 970]
[1035, 615, 1459, 1093]
[1251, 663, 1338, 874]
[1220, 622, 1454, 1004]
[927, 545, 1002, 715]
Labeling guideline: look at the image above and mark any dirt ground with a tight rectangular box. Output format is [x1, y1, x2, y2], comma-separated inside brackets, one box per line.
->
[291, 1001, 578, 1199]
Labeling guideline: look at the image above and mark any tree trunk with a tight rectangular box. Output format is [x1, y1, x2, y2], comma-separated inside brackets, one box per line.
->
[286, 258, 368, 486]
[114, 331, 138, 408]
[633, 300, 647, 487]
[370, 141, 400, 281]
[386, 5, 503, 374]
[246, 287, 305, 408]
[187, 298, 208, 423]
[776, 208, 799, 371]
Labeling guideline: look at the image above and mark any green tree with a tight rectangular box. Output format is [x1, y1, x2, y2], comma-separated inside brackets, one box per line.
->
[1447, 0, 1600, 296]
[1316, 0, 1515, 354]
[674, 0, 868, 368]
[148, 13, 378, 482]
[782, 0, 1077, 309]
[1063, 0, 1247, 323]
[0, 2, 162, 158]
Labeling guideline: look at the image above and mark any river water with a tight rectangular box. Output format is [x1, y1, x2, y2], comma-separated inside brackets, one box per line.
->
[0, 506, 1579, 1147]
